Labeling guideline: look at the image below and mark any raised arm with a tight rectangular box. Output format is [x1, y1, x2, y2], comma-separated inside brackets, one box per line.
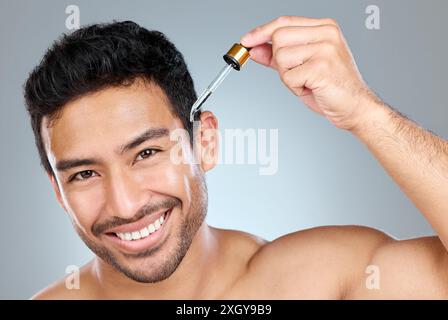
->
[240, 15, 448, 250]
[241, 16, 448, 299]
[351, 98, 448, 249]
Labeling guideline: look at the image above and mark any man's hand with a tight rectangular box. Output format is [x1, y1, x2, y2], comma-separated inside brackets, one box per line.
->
[241, 15, 379, 130]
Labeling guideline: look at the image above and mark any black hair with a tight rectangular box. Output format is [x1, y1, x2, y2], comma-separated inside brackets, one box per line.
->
[24, 20, 198, 176]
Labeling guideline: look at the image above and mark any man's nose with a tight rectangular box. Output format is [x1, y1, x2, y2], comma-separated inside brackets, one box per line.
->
[106, 169, 148, 219]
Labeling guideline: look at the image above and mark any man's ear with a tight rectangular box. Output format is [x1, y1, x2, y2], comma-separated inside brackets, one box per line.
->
[195, 111, 219, 172]
[47, 172, 67, 212]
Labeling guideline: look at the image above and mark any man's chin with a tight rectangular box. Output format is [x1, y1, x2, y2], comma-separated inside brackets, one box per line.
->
[111, 260, 178, 284]
[104, 242, 187, 283]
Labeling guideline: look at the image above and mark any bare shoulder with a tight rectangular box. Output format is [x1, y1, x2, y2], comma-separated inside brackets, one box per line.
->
[244, 225, 448, 299]
[31, 262, 97, 300]
[237, 225, 393, 298]
[348, 235, 448, 299]
[212, 226, 268, 264]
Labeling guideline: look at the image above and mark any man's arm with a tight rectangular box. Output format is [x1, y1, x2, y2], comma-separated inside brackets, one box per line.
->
[348, 103, 448, 298]
[351, 100, 448, 249]
[240, 16, 448, 298]
[240, 15, 448, 250]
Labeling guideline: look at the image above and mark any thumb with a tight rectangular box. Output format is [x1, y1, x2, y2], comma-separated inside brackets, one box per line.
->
[245, 43, 275, 69]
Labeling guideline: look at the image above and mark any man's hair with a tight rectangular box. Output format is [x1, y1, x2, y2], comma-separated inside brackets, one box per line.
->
[24, 20, 198, 176]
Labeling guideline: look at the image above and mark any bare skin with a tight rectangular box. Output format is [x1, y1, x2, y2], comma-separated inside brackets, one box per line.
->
[33, 16, 448, 299]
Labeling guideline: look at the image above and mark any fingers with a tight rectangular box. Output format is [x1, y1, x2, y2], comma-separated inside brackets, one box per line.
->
[241, 15, 338, 48]
[271, 25, 341, 50]
[280, 62, 315, 96]
[274, 43, 322, 71]
[244, 23, 342, 71]
[255, 40, 336, 75]
[247, 43, 273, 67]
[240, 15, 343, 103]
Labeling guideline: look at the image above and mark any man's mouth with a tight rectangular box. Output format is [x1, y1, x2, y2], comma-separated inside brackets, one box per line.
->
[115, 210, 168, 241]
[104, 207, 173, 253]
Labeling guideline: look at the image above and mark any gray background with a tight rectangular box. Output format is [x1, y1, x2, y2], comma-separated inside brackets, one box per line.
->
[1, 0, 447, 299]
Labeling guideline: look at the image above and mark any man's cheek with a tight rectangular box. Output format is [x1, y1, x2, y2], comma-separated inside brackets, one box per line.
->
[64, 191, 103, 236]
[151, 163, 194, 203]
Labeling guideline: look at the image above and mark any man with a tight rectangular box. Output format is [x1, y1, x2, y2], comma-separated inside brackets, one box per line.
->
[25, 16, 448, 299]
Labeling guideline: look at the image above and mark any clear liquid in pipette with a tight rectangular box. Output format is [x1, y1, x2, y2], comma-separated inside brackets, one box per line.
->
[190, 64, 233, 121]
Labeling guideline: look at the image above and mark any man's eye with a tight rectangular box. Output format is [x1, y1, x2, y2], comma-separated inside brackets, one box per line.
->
[71, 170, 98, 182]
[135, 148, 159, 161]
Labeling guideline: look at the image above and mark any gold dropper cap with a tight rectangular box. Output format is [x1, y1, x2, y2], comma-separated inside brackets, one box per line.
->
[223, 43, 251, 71]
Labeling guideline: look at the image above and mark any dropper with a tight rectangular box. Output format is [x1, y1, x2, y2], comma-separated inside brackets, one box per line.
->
[189, 43, 251, 121]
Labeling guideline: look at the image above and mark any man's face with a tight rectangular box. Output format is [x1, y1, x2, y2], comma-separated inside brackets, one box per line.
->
[41, 79, 213, 283]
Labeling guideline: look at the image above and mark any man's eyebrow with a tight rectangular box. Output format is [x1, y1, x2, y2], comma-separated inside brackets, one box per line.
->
[117, 127, 170, 155]
[56, 158, 101, 172]
[55, 128, 170, 172]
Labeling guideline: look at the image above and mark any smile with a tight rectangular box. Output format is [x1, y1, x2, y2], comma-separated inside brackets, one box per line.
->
[116, 210, 167, 241]
[104, 207, 173, 253]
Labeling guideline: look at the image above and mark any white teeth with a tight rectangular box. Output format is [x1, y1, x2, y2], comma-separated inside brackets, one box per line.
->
[116, 210, 168, 241]
[131, 231, 141, 240]
[140, 226, 149, 237]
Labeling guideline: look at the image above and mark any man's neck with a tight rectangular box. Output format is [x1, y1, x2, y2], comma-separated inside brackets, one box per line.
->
[90, 223, 223, 299]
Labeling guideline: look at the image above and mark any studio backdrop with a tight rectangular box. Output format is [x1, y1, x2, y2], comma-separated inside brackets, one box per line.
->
[0, 0, 447, 299]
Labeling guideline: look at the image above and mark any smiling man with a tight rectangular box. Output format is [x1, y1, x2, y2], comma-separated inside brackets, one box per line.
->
[25, 17, 448, 299]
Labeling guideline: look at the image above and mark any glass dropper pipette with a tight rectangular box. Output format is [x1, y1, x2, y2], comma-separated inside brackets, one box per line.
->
[189, 43, 251, 122]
